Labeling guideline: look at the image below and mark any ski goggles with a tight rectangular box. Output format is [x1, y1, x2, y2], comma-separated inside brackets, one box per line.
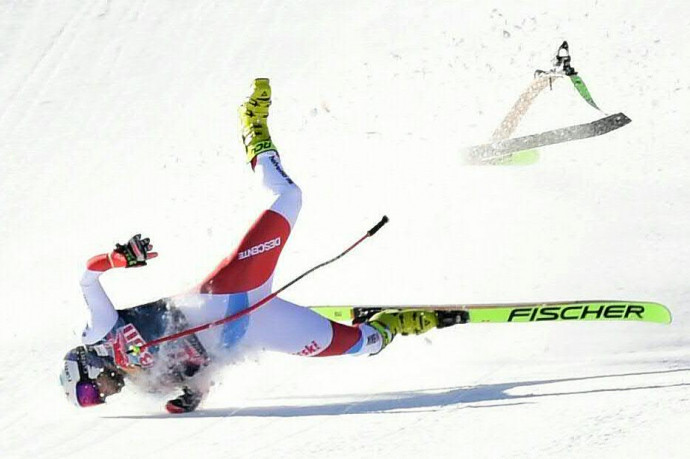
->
[75, 380, 105, 407]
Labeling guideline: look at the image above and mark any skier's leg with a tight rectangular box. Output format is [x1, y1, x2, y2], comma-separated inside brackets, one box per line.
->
[243, 297, 385, 356]
[196, 79, 300, 295]
[196, 151, 300, 294]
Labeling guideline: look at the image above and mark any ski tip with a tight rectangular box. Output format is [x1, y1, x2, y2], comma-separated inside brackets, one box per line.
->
[611, 112, 632, 126]
[653, 302, 672, 324]
[632, 301, 672, 324]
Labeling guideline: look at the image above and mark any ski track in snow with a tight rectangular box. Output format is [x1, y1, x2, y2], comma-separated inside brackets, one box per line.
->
[2, 1, 690, 458]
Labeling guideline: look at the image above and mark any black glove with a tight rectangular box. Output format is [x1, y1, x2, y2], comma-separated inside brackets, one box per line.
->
[114, 234, 154, 268]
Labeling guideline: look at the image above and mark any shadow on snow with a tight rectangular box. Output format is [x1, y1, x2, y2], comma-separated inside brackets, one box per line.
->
[107, 367, 690, 419]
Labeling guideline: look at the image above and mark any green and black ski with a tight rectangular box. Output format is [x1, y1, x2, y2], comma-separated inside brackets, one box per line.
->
[311, 300, 671, 326]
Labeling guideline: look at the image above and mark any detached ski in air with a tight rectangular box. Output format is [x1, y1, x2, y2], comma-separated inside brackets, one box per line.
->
[464, 41, 631, 165]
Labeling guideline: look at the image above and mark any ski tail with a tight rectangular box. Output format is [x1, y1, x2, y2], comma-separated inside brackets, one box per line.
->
[311, 301, 671, 325]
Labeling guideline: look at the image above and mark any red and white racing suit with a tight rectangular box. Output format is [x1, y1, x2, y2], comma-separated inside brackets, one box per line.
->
[80, 151, 384, 365]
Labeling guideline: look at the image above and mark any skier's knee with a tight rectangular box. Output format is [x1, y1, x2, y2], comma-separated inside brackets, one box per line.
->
[288, 185, 302, 213]
[280, 184, 302, 214]
[271, 184, 301, 226]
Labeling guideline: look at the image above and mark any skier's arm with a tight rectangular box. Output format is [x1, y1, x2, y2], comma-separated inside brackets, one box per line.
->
[80, 255, 121, 344]
[80, 235, 158, 344]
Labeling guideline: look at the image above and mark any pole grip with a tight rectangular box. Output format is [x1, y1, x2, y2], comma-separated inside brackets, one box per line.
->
[367, 215, 389, 236]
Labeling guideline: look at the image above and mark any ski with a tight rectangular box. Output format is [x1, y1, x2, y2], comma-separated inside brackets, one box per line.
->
[464, 112, 631, 164]
[465, 41, 630, 165]
[490, 73, 559, 142]
[311, 300, 671, 325]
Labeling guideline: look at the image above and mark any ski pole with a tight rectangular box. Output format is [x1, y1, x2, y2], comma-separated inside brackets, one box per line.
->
[130, 216, 389, 354]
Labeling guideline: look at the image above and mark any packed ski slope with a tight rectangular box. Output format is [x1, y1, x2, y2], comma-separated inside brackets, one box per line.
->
[2, 1, 690, 458]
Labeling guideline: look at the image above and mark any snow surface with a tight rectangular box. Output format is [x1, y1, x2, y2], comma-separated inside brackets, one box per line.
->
[2, 1, 690, 458]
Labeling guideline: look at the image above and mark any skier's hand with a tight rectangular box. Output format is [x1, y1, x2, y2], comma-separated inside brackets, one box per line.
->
[113, 234, 158, 268]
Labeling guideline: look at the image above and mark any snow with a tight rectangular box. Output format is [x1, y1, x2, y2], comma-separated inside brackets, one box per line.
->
[2, 1, 690, 458]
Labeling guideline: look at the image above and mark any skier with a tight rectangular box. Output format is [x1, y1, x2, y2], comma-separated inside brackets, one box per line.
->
[59, 79, 445, 413]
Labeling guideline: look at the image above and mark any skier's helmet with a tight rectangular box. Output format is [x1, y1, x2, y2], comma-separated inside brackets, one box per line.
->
[59, 346, 124, 407]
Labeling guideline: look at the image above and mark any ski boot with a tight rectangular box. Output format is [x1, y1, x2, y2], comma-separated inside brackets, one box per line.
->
[367, 309, 438, 349]
[165, 386, 204, 414]
[367, 309, 469, 351]
[238, 78, 275, 163]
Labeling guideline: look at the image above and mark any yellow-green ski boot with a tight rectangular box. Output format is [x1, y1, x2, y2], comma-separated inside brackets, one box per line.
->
[367, 309, 440, 349]
[238, 78, 275, 162]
